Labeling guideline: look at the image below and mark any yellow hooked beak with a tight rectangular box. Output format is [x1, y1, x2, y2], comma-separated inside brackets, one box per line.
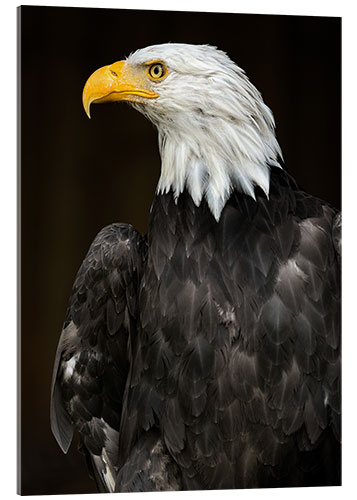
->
[82, 60, 159, 118]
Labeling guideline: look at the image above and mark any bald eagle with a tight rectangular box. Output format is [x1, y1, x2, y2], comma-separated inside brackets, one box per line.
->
[51, 43, 341, 492]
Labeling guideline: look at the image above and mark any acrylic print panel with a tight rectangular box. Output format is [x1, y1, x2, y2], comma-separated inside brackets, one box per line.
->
[18, 4, 341, 495]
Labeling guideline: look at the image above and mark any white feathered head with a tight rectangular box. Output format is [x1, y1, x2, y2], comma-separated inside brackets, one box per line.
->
[83, 43, 282, 220]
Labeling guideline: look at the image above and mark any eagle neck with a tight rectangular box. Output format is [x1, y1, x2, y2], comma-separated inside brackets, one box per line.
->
[155, 116, 281, 222]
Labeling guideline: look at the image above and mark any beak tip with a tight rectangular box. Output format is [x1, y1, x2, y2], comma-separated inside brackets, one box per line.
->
[82, 85, 92, 119]
[83, 99, 91, 119]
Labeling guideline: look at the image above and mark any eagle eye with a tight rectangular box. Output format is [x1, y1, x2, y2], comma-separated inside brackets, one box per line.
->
[148, 63, 166, 80]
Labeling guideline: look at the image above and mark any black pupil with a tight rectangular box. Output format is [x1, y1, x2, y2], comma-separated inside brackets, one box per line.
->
[153, 65, 161, 76]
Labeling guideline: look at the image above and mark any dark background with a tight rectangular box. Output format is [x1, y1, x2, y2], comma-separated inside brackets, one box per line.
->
[19, 6, 341, 495]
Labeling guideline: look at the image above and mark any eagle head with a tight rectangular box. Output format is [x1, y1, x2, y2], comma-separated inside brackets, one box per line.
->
[83, 43, 282, 220]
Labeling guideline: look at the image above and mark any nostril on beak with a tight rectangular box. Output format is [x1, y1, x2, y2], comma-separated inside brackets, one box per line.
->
[110, 70, 118, 77]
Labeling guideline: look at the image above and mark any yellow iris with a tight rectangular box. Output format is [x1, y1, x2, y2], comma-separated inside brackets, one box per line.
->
[148, 63, 166, 80]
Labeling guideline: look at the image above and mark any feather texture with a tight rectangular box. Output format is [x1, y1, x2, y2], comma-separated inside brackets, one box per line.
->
[51, 170, 341, 490]
[51, 223, 146, 491]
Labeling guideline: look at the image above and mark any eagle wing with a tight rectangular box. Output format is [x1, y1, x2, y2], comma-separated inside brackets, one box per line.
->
[50, 223, 146, 492]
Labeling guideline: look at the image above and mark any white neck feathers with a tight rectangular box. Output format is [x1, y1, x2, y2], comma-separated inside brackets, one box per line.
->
[155, 111, 281, 221]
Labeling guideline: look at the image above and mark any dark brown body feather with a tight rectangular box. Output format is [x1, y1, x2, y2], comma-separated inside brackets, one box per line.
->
[51, 166, 341, 491]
